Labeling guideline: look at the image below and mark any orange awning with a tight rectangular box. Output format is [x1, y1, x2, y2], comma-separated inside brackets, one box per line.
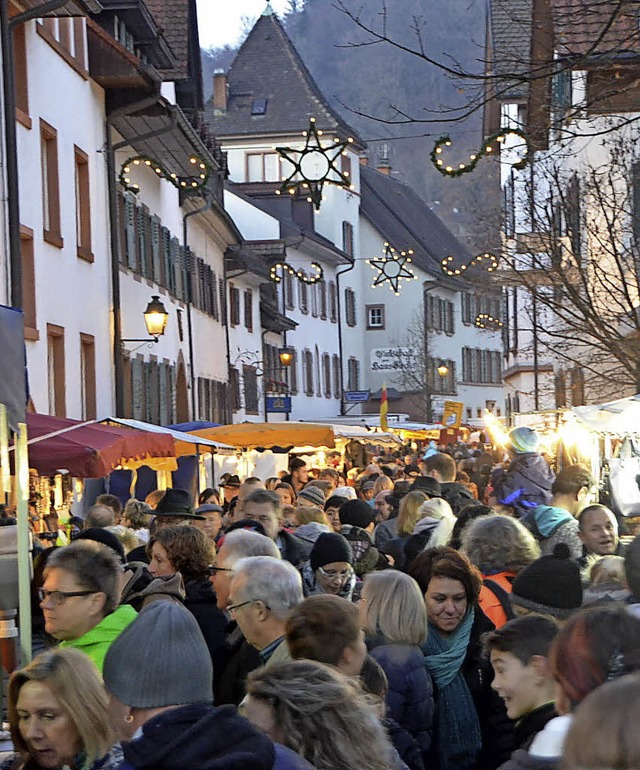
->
[188, 422, 336, 450]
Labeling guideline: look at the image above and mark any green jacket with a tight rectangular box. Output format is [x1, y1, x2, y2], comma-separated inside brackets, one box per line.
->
[60, 604, 137, 672]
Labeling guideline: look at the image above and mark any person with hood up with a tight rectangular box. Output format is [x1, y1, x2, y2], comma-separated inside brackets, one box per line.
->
[491, 429, 555, 519]
[103, 602, 315, 770]
[403, 498, 456, 567]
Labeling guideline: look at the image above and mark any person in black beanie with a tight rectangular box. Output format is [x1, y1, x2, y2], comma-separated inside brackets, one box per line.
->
[300, 532, 357, 601]
[510, 543, 583, 621]
[338, 499, 389, 576]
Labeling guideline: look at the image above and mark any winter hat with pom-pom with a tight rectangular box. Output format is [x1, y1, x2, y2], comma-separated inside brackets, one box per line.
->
[511, 543, 583, 619]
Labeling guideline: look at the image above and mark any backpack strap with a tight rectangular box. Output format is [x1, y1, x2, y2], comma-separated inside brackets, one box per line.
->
[483, 578, 516, 621]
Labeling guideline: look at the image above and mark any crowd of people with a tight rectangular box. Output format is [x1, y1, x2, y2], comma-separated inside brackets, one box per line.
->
[4, 425, 640, 770]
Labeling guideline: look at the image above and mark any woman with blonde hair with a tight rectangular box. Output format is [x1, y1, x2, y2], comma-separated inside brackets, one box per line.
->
[461, 514, 540, 628]
[372, 474, 394, 496]
[361, 570, 434, 762]
[1, 647, 121, 770]
[381, 490, 428, 571]
[244, 659, 395, 770]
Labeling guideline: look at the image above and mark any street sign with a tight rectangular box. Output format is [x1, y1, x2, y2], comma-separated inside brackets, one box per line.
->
[442, 400, 464, 429]
[345, 390, 370, 403]
[265, 396, 292, 413]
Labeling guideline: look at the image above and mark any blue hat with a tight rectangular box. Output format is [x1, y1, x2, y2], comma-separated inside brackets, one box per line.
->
[508, 427, 539, 454]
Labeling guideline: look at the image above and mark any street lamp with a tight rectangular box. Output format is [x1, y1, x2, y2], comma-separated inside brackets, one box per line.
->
[279, 348, 293, 367]
[437, 363, 449, 378]
[122, 295, 169, 344]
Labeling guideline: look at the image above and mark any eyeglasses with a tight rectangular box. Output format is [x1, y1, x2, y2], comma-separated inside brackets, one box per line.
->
[317, 566, 353, 581]
[207, 565, 232, 576]
[38, 588, 96, 605]
[226, 598, 270, 615]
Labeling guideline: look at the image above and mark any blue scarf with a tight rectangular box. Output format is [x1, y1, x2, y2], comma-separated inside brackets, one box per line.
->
[422, 608, 483, 770]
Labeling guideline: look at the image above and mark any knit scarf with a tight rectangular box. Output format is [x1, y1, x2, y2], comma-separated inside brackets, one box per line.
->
[422, 608, 483, 770]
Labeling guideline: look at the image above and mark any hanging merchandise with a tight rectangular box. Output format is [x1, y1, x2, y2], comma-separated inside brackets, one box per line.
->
[607, 438, 640, 517]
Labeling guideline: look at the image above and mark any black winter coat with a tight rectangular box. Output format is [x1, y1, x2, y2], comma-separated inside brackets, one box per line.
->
[513, 704, 557, 752]
[368, 641, 434, 758]
[441, 482, 475, 515]
[184, 578, 228, 680]
[460, 610, 514, 770]
[214, 622, 262, 706]
[278, 528, 313, 567]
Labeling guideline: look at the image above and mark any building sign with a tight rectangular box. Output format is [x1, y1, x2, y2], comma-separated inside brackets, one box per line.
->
[442, 400, 464, 429]
[345, 390, 370, 403]
[265, 396, 292, 413]
[370, 347, 419, 372]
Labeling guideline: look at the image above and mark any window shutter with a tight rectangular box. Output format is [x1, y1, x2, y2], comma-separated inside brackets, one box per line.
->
[116, 188, 127, 265]
[289, 349, 298, 395]
[219, 278, 227, 324]
[151, 216, 161, 283]
[169, 237, 180, 297]
[125, 195, 137, 270]
[131, 357, 144, 420]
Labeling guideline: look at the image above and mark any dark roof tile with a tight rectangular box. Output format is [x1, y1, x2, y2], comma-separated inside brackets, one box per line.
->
[145, 0, 189, 79]
[205, 10, 363, 146]
[360, 165, 472, 283]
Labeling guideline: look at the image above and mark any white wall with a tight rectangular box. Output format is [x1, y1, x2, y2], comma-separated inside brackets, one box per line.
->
[18, 20, 113, 417]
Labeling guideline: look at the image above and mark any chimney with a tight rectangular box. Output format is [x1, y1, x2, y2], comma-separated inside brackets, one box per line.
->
[213, 70, 227, 113]
[377, 143, 391, 176]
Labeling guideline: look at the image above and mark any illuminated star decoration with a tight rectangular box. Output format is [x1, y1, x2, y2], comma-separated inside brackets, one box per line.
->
[430, 128, 530, 178]
[269, 261, 324, 285]
[120, 155, 209, 194]
[367, 243, 417, 295]
[275, 118, 354, 210]
[475, 313, 504, 331]
[441, 252, 499, 276]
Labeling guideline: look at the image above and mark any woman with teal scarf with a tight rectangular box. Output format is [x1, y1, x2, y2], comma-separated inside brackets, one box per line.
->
[409, 546, 514, 770]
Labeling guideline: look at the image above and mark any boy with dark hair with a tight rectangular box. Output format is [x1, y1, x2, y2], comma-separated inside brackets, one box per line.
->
[422, 452, 474, 514]
[483, 616, 559, 752]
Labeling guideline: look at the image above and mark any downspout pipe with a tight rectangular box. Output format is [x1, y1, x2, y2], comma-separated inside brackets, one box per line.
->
[105, 90, 162, 416]
[335, 260, 355, 416]
[183, 196, 212, 420]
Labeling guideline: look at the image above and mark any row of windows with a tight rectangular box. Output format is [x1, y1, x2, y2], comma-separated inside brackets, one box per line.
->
[229, 285, 253, 330]
[461, 292, 503, 326]
[117, 191, 223, 321]
[461, 348, 503, 384]
[244, 150, 352, 186]
[282, 275, 340, 323]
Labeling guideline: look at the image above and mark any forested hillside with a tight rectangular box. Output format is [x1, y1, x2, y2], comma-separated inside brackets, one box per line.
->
[201, 0, 500, 253]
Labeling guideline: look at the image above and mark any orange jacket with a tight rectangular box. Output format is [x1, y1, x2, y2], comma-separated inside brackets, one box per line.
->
[479, 571, 516, 629]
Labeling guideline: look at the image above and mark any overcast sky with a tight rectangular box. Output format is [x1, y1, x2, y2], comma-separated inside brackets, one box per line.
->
[196, 0, 290, 50]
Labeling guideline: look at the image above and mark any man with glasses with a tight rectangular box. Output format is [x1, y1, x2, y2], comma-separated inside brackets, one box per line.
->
[208, 530, 280, 705]
[227, 556, 303, 667]
[39, 539, 137, 671]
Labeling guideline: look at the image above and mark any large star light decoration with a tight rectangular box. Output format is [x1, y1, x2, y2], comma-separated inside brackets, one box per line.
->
[367, 243, 417, 295]
[275, 118, 354, 210]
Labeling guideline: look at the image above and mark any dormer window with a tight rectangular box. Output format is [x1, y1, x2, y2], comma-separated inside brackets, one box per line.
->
[114, 15, 135, 54]
[251, 98, 268, 116]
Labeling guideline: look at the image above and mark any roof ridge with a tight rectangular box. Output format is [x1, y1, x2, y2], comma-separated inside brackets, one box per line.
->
[225, 12, 363, 144]
[360, 166, 460, 277]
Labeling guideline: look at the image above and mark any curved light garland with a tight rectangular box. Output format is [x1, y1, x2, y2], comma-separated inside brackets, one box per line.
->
[269, 261, 324, 285]
[441, 252, 499, 276]
[119, 154, 210, 194]
[430, 128, 530, 178]
[475, 313, 504, 331]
